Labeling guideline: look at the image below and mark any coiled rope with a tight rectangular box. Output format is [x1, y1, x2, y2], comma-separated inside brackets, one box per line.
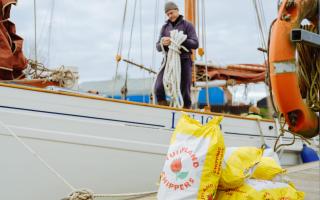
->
[297, 24, 320, 112]
[153, 30, 188, 108]
[25, 59, 77, 88]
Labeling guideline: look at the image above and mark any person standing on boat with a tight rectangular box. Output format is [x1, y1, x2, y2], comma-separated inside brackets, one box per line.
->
[154, 1, 199, 109]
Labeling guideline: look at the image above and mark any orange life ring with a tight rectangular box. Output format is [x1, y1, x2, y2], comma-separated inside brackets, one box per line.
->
[269, 0, 319, 138]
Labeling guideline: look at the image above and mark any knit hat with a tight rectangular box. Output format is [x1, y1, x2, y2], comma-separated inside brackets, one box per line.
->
[165, 1, 178, 13]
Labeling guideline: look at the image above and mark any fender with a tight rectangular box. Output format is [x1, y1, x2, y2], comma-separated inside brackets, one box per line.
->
[269, 0, 319, 138]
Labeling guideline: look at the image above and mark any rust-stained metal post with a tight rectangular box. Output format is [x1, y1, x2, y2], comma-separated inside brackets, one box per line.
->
[184, 0, 197, 83]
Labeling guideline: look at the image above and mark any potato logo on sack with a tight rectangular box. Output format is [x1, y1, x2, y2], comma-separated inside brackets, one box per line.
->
[161, 146, 199, 190]
[158, 114, 225, 200]
[170, 158, 192, 180]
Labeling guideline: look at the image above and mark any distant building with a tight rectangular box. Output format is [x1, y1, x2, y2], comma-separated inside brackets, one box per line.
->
[80, 78, 154, 103]
[80, 78, 225, 105]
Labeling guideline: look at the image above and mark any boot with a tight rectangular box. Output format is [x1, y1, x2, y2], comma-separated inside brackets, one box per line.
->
[158, 100, 169, 106]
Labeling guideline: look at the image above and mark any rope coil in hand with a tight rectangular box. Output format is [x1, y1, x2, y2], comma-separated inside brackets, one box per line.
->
[153, 29, 188, 108]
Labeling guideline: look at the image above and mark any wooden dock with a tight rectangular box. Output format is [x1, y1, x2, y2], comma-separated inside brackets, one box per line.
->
[286, 161, 320, 200]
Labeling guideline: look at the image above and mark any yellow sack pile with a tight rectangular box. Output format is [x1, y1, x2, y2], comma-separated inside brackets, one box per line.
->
[157, 114, 225, 200]
[214, 179, 304, 200]
[218, 147, 263, 190]
[252, 156, 287, 181]
[262, 148, 281, 165]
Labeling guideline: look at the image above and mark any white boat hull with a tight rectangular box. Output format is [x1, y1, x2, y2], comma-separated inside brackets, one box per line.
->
[0, 84, 305, 200]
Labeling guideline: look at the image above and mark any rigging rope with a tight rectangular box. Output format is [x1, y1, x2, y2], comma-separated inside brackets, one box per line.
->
[33, 0, 38, 62]
[256, 119, 267, 146]
[36, 0, 55, 66]
[123, 0, 138, 99]
[273, 113, 312, 152]
[151, 0, 160, 72]
[201, 0, 210, 108]
[151, 0, 160, 104]
[153, 30, 188, 108]
[47, 0, 56, 66]
[258, 0, 268, 35]
[297, 24, 320, 112]
[252, 0, 268, 62]
[112, 0, 128, 98]
[138, 0, 147, 103]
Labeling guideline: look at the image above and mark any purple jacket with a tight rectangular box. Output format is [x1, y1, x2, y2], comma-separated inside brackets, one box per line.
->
[156, 15, 199, 59]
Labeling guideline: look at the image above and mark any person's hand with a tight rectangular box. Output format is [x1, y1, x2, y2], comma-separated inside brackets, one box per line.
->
[161, 37, 171, 46]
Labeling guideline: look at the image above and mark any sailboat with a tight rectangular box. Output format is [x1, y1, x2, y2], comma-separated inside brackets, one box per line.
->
[0, 0, 318, 200]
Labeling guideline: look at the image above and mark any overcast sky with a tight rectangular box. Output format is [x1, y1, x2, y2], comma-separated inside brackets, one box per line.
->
[10, 0, 278, 82]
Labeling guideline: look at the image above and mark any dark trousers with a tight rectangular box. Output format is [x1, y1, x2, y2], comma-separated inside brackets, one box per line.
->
[154, 57, 192, 108]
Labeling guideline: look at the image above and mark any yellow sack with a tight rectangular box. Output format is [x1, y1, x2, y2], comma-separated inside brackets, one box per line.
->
[252, 157, 287, 180]
[219, 147, 263, 190]
[157, 114, 225, 200]
[214, 179, 304, 200]
[262, 148, 281, 165]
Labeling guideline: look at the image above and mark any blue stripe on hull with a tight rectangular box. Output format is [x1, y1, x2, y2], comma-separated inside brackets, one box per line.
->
[0, 105, 165, 128]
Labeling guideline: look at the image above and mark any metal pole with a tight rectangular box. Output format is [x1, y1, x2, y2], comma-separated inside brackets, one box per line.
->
[201, 0, 210, 110]
[185, 0, 197, 83]
[122, 59, 157, 74]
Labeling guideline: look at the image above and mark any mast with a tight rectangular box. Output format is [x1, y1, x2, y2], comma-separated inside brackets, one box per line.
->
[185, 0, 211, 110]
[184, 0, 196, 83]
[184, 0, 196, 26]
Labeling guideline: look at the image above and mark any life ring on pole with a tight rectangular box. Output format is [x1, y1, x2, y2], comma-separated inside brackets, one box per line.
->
[269, 0, 319, 138]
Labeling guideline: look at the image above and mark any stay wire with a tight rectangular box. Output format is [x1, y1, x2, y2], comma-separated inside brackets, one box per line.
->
[124, 0, 138, 99]
[112, 0, 128, 98]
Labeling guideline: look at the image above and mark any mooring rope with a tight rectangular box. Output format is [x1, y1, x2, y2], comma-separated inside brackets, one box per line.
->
[0, 120, 157, 200]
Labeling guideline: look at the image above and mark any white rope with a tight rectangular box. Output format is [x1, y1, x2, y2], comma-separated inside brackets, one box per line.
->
[92, 191, 157, 198]
[64, 190, 157, 200]
[153, 30, 188, 108]
[0, 120, 76, 191]
[256, 119, 267, 146]
[0, 120, 158, 199]
[64, 189, 94, 200]
[25, 60, 77, 88]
